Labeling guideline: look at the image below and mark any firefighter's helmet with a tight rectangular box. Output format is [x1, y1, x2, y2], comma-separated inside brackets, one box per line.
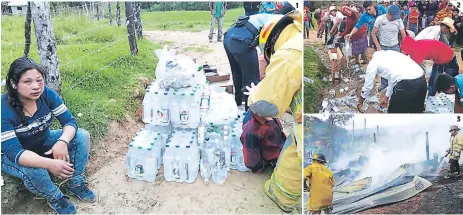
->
[259, 10, 302, 63]
[313, 153, 327, 163]
[449, 125, 460, 132]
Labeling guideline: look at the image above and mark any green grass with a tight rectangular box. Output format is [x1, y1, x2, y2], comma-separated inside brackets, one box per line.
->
[184, 45, 213, 53]
[304, 46, 329, 113]
[142, 8, 244, 31]
[2, 15, 158, 140]
[1, 8, 246, 141]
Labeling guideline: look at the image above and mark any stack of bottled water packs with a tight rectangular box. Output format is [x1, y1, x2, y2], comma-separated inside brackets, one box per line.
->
[127, 47, 249, 185]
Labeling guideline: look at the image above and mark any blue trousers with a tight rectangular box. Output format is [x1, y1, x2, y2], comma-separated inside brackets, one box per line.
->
[409, 23, 418, 34]
[223, 26, 260, 109]
[428, 56, 460, 96]
[1, 128, 90, 201]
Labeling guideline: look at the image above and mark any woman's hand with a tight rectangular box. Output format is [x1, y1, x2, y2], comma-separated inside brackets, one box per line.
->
[47, 159, 74, 180]
[44, 141, 70, 162]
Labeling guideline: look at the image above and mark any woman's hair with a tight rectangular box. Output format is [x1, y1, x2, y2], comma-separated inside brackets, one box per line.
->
[5, 57, 46, 125]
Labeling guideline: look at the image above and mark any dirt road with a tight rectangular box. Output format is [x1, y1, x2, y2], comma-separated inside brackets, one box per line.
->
[4, 30, 298, 214]
[144, 30, 232, 85]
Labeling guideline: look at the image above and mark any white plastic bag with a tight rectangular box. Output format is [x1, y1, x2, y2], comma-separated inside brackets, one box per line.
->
[203, 91, 238, 125]
[154, 46, 200, 89]
[343, 40, 352, 59]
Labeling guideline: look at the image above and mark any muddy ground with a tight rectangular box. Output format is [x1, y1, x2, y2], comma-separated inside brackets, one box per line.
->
[361, 175, 463, 214]
[305, 29, 463, 113]
[3, 30, 300, 214]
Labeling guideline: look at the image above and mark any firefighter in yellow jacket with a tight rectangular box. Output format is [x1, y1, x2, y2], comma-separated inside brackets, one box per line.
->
[244, 10, 303, 213]
[304, 153, 334, 214]
[446, 125, 463, 178]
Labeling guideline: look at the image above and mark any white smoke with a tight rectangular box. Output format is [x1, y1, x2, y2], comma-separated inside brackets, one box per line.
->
[334, 114, 463, 185]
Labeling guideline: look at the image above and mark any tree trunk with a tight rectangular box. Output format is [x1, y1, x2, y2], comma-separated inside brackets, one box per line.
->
[125, 2, 138, 55]
[84, 3, 88, 16]
[116, 1, 121, 26]
[90, 2, 94, 19]
[24, 2, 32, 57]
[108, 2, 112, 25]
[31, 2, 61, 93]
[96, 2, 100, 21]
[134, 2, 143, 39]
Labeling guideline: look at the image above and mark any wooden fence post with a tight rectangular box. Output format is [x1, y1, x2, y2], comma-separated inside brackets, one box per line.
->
[125, 2, 138, 55]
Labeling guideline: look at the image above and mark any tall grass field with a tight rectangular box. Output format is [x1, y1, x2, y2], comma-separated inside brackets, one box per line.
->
[1, 8, 244, 142]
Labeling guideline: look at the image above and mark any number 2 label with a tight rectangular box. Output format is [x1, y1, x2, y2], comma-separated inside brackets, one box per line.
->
[451, 0, 463, 13]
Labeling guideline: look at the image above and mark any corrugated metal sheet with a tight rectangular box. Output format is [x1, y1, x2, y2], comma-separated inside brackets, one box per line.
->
[334, 176, 432, 214]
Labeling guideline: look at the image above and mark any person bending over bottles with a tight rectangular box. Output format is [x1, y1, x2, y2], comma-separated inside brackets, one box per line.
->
[1, 57, 95, 214]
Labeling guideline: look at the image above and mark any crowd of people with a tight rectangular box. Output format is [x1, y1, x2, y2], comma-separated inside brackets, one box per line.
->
[306, 0, 462, 47]
[305, 0, 463, 114]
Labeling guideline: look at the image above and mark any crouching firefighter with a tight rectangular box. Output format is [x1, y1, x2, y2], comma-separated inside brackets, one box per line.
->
[223, 13, 283, 110]
[245, 10, 303, 213]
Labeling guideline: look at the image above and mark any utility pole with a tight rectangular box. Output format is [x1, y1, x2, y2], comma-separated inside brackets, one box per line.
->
[377, 125, 379, 145]
[362, 117, 366, 146]
[426, 132, 430, 161]
[352, 119, 355, 147]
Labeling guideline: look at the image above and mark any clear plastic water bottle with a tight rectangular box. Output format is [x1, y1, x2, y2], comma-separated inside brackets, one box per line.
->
[230, 134, 238, 170]
[222, 126, 231, 172]
[211, 146, 227, 185]
[170, 92, 180, 127]
[142, 89, 153, 123]
[144, 147, 157, 182]
[173, 145, 181, 182]
[200, 138, 212, 184]
[134, 146, 145, 179]
[235, 139, 250, 172]
[198, 120, 206, 146]
[238, 101, 246, 116]
[158, 92, 170, 125]
[190, 92, 200, 128]
[200, 84, 211, 113]
[126, 142, 136, 178]
[163, 143, 175, 182]
[179, 93, 189, 127]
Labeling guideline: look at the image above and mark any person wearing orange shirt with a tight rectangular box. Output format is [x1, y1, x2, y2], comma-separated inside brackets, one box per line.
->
[409, 2, 420, 34]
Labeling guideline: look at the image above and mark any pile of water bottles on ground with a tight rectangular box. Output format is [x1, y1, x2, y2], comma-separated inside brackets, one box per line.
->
[126, 49, 249, 185]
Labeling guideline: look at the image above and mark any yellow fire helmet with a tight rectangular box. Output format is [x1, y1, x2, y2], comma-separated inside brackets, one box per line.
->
[259, 10, 302, 63]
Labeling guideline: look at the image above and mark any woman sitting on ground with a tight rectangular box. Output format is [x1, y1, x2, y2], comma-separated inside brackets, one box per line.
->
[1, 57, 95, 214]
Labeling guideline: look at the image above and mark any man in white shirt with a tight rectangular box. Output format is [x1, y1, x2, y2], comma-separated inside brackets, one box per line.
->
[357, 48, 427, 113]
[371, 4, 406, 52]
[371, 4, 407, 91]
[415, 17, 455, 43]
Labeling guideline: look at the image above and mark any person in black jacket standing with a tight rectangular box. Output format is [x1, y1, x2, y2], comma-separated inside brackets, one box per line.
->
[244, 2, 261, 16]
